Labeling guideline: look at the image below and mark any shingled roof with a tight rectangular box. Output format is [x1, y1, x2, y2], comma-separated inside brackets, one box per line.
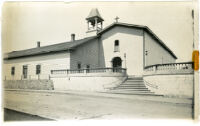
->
[4, 22, 177, 60]
[97, 22, 177, 59]
[86, 8, 104, 21]
[4, 36, 97, 59]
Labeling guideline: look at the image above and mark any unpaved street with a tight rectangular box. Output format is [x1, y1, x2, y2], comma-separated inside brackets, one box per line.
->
[4, 90, 193, 120]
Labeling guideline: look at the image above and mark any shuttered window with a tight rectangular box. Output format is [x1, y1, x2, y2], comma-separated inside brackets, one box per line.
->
[11, 67, 15, 75]
[36, 65, 41, 75]
[114, 40, 120, 52]
[77, 63, 81, 69]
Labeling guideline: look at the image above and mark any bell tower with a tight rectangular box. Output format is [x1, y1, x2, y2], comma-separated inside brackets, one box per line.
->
[86, 8, 104, 36]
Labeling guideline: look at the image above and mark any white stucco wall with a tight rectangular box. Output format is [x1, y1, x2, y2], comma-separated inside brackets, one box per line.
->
[144, 74, 193, 98]
[51, 73, 127, 91]
[70, 39, 100, 69]
[3, 52, 70, 80]
[144, 31, 176, 66]
[100, 26, 144, 75]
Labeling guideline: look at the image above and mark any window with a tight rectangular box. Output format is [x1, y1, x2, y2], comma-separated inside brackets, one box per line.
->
[36, 65, 41, 75]
[77, 63, 81, 69]
[11, 67, 15, 75]
[86, 65, 90, 73]
[114, 40, 119, 52]
[86, 65, 90, 69]
[23, 65, 28, 79]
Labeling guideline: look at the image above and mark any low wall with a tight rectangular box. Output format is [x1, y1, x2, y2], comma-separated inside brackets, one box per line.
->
[4, 80, 54, 90]
[144, 74, 194, 98]
[51, 73, 127, 91]
[4, 74, 50, 80]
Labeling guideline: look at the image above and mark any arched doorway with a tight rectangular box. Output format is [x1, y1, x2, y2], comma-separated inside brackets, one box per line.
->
[112, 57, 122, 68]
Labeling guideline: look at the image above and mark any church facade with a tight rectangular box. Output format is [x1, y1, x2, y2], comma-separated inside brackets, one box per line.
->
[3, 8, 177, 80]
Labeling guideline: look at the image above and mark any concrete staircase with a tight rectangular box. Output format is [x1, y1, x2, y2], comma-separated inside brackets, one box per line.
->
[109, 77, 154, 95]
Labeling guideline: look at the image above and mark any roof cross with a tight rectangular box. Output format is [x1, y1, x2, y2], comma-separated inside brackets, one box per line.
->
[114, 16, 119, 23]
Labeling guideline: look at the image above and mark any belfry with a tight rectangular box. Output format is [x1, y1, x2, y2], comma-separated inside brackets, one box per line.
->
[3, 8, 184, 98]
[86, 8, 104, 35]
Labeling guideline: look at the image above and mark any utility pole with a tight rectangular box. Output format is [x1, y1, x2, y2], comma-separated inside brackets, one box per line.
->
[145, 50, 148, 66]
[124, 53, 126, 68]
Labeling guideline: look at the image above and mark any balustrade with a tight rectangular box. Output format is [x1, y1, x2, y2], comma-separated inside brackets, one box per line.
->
[51, 67, 127, 75]
[144, 62, 193, 74]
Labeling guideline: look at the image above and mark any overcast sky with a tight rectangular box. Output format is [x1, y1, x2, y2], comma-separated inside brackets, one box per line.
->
[2, 1, 195, 62]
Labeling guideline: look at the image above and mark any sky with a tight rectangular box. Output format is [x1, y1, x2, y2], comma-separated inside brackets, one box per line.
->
[2, 1, 195, 62]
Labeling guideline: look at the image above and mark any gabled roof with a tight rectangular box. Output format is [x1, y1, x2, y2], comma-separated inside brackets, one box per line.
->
[86, 8, 104, 21]
[98, 22, 177, 59]
[4, 36, 97, 59]
[4, 22, 177, 60]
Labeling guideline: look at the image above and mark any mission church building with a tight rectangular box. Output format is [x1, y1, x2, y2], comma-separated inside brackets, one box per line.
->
[4, 8, 177, 81]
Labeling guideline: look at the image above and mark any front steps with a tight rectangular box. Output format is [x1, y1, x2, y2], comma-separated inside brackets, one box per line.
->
[109, 77, 155, 95]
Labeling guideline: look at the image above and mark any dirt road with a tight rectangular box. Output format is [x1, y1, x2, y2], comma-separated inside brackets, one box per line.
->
[4, 90, 193, 120]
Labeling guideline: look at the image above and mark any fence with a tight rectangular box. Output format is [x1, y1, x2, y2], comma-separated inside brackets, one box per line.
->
[144, 62, 193, 75]
[51, 67, 127, 75]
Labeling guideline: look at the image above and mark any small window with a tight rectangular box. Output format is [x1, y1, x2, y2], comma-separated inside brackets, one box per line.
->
[23, 65, 28, 79]
[86, 65, 90, 73]
[11, 67, 15, 75]
[36, 65, 41, 75]
[77, 63, 81, 69]
[86, 65, 90, 69]
[114, 40, 120, 52]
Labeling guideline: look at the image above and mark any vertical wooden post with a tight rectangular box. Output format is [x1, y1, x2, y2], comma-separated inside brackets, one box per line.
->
[87, 21, 90, 30]
[95, 18, 98, 30]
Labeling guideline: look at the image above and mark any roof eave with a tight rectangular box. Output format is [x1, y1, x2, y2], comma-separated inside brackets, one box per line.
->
[98, 22, 177, 59]
[4, 48, 73, 60]
[86, 16, 104, 22]
[144, 27, 177, 59]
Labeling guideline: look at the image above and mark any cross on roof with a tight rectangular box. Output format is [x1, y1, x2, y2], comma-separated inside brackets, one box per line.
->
[114, 16, 119, 22]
